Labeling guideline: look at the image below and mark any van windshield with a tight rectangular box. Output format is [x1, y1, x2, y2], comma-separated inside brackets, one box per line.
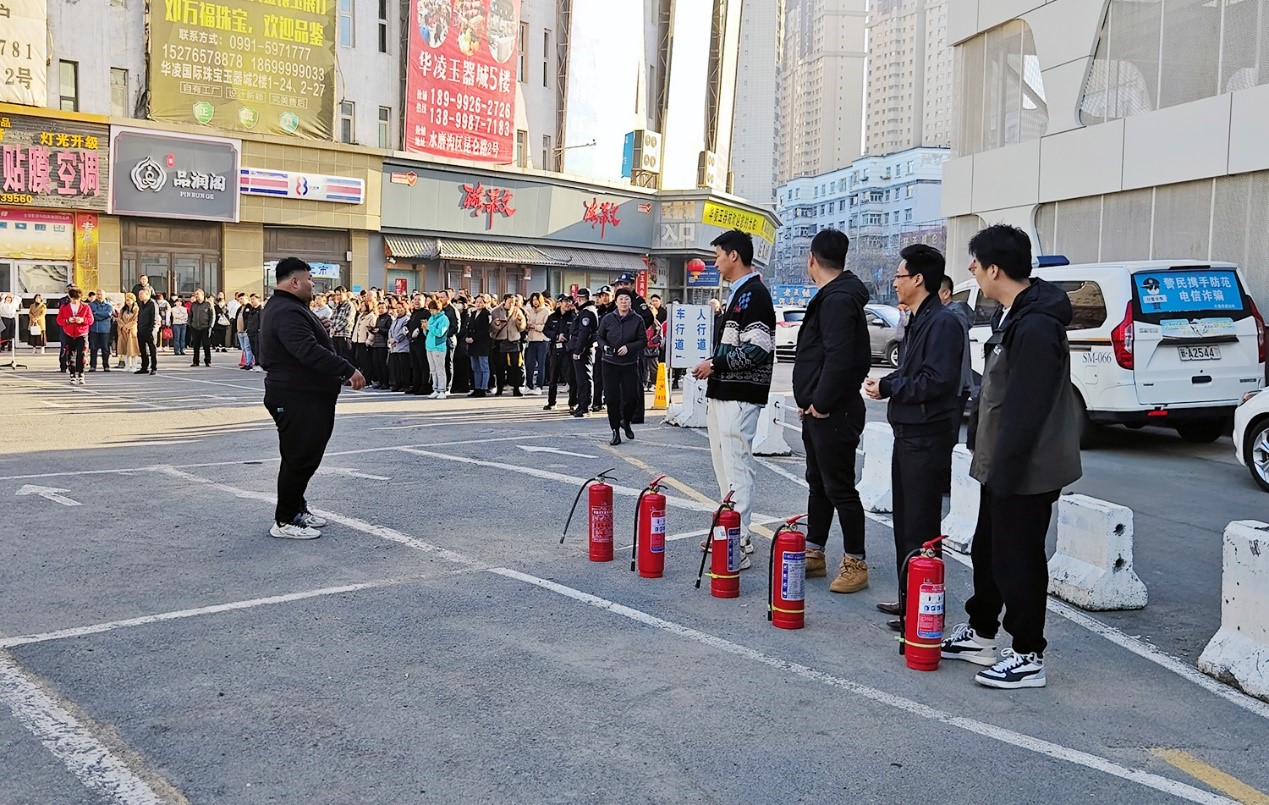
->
[1132, 268, 1246, 317]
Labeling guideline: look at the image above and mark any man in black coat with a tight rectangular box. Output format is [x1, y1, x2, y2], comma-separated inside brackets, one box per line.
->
[567, 289, 598, 417]
[543, 294, 576, 411]
[259, 258, 366, 540]
[135, 287, 160, 375]
[792, 229, 872, 595]
[406, 294, 430, 394]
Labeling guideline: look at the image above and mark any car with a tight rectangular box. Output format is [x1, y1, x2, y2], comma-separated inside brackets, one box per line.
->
[1234, 389, 1269, 492]
[774, 306, 806, 361]
[864, 303, 902, 366]
[953, 260, 1266, 448]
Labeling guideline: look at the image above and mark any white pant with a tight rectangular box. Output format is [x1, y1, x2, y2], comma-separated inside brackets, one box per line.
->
[707, 398, 763, 539]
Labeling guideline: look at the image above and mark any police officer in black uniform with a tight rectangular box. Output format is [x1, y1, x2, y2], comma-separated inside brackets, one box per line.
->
[543, 294, 576, 411]
[568, 288, 598, 417]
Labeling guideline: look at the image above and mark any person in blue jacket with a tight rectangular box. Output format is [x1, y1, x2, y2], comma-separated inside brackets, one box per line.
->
[87, 290, 115, 372]
[425, 298, 451, 399]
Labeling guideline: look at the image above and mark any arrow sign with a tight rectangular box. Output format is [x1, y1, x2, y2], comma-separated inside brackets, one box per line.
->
[316, 467, 390, 481]
[517, 446, 598, 459]
[16, 485, 81, 507]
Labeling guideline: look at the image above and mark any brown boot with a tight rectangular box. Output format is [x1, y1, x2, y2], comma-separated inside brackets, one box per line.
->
[805, 548, 827, 578]
[829, 556, 869, 593]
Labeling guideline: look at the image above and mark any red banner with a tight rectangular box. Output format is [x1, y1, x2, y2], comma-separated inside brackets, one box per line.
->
[405, 0, 520, 163]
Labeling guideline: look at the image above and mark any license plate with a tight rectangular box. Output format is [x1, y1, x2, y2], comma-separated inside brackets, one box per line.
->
[1178, 345, 1221, 361]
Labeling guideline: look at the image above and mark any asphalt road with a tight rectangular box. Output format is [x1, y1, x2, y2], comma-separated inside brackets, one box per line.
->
[0, 353, 1265, 804]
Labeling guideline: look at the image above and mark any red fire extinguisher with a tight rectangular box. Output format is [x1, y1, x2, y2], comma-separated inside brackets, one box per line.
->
[768, 515, 808, 630]
[561, 468, 617, 562]
[900, 536, 946, 671]
[694, 492, 741, 598]
[631, 475, 667, 578]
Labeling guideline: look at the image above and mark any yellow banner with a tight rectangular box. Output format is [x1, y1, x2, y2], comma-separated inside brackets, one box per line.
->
[702, 200, 776, 244]
[148, 0, 335, 139]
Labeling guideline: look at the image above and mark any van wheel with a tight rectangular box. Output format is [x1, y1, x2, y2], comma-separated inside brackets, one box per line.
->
[885, 342, 900, 368]
[1245, 418, 1269, 492]
[1175, 420, 1225, 444]
[1077, 396, 1100, 450]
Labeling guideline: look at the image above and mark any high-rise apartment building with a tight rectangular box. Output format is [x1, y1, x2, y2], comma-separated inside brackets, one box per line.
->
[730, 0, 784, 209]
[777, 0, 869, 181]
[864, 0, 953, 154]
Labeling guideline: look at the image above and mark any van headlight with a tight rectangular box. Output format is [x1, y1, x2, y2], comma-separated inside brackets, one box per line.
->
[1243, 389, 1263, 405]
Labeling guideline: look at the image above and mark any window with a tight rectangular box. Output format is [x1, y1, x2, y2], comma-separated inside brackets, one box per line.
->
[515, 129, 528, 168]
[339, 101, 355, 143]
[377, 106, 391, 149]
[541, 134, 551, 170]
[905, 185, 914, 199]
[518, 22, 529, 82]
[338, 0, 354, 47]
[543, 30, 551, 87]
[110, 68, 128, 117]
[1053, 281, 1108, 330]
[953, 20, 1047, 155]
[377, 0, 388, 52]
[58, 61, 78, 111]
[973, 293, 1002, 326]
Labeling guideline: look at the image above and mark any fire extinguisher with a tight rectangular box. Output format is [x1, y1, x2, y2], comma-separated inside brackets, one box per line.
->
[561, 468, 617, 562]
[630, 475, 667, 578]
[899, 536, 946, 671]
[768, 515, 808, 630]
[694, 492, 741, 598]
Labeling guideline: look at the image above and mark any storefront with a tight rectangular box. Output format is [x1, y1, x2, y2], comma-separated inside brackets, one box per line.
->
[263, 227, 350, 294]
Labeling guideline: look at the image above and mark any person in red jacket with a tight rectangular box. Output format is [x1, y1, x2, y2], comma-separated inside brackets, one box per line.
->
[55, 286, 93, 386]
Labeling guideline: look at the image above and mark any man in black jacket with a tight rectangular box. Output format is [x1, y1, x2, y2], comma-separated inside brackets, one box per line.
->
[568, 289, 598, 417]
[406, 294, 430, 394]
[259, 258, 366, 540]
[242, 294, 263, 371]
[543, 295, 576, 411]
[135, 287, 160, 375]
[792, 229, 872, 594]
[865, 244, 964, 629]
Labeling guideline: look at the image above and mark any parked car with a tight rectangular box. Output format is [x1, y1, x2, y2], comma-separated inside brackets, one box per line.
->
[1234, 389, 1269, 492]
[774, 306, 806, 361]
[954, 260, 1266, 448]
[864, 304, 902, 367]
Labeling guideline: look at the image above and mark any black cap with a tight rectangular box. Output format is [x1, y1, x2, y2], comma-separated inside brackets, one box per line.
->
[576, 288, 591, 298]
[615, 272, 636, 284]
[596, 285, 613, 295]
[555, 294, 571, 302]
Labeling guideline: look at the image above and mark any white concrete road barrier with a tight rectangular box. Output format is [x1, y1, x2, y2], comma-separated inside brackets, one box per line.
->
[753, 393, 794, 456]
[942, 445, 979, 553]
[1198, 520, 1269, 702]
[1048, 494, 1148, 611]
[664, 375, 709, 428]
[857, 422, 893, 514]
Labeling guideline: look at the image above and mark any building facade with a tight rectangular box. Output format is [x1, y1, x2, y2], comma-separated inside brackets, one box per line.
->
[941, 0, 1269, 305]
[864, 0, 954, 154]
[730, 0, 784, 209]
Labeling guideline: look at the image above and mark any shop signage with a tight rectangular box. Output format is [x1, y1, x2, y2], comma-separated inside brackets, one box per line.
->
[0, 0, 48, 106]
[0, 208, 75, 260]
[148, 0, 336, 139]
[0, 110, 109, 211]
[109, 129, 241, 222]
[702, 200, 776, 244]
[459, 181, 515, 230]
[686, 260, 720, 287]
[404, 0, 520, 162]
[582, 197, 620, 239]
[239, 167, 364, 204]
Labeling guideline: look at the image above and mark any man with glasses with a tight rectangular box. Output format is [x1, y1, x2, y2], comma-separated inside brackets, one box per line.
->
[864, 244, 964, 631]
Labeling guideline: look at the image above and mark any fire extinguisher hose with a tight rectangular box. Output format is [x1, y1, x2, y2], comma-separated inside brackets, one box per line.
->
[561, 467, 616, 544]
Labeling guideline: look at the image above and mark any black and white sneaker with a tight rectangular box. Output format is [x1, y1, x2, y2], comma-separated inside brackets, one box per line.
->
[975, 648, 1046, 689]
[298, 511, 328, 529]
[270, 522, 320, 540]
[941, 622, 998, 666]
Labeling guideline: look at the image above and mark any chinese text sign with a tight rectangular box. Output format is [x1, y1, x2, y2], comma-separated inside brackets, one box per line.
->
[0, 0, 48, 106]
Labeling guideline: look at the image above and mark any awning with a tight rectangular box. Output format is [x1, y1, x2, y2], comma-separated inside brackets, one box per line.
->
[438, 238, 561, 266]
[384, 235, 438, 260]
[536, 247, 649, 273]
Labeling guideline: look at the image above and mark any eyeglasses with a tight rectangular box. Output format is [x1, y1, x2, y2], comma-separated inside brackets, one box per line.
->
[893, 273, 913, 281]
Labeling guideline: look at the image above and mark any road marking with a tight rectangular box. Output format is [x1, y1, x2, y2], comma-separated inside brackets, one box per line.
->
[754, 456, 1269, 722]
[488, 568, 1234, 805]
[601, 446, 716, 506]
[15, 484, 80, 507]
[1152, 749, 1269, 805]
[618, 516, 784, 550]
[316, 467, 391, 481]
[0, 652, 167, 805]
[518, 445, 598, 458]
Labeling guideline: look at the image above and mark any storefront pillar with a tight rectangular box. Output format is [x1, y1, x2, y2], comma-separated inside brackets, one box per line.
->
[223, 222, 265, 295]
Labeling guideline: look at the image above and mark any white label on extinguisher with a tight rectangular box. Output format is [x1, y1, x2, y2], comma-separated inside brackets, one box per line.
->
[649, 514, 666, 553]
[589, 508, 612, 544]
[916, 583, 944, 640]
[781, 551, 806, 601]
[726, 525, 741, 572]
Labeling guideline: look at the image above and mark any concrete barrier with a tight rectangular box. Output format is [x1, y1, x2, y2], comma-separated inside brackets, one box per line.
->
[1047, 494, 1148, 611]
[857, 422, 893, 514]
[941, 445, 979, 553]
[664, 374, 708, 428]
[753, 393, 793, 456]
[1198, 520, 1269, 702]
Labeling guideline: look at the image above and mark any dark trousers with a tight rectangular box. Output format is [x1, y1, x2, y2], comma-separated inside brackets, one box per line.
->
[372, 347, 388, 385]
[445, 342, 454, 391]
[334, 336, 352, 362]
[138, 332, 158, 372]
[65, 335, 86, 374]
[248, 333, 260, 364]
[941, 393, 970, 491]
[354, 344, 370, 377]
[189, 328, 211, 364]
[592, 353, 605, 408]
[59, 333, 69, 370]
[572, 352, 593, 410]
[409, 346, 429, 392]
[602, 361, 639, 429]
[491, 346, 506, 389]
[264, 384, 337, 526]
[388, 352, 410, 390]
[498, 347, 523, 389]
[524, 341, 548, 389]
[891, 422, 957, 582]
[547, 348, 575, 408]
[451, 343, 470, 394]
[965, 487, 1060, 656]
[802, 406, 866, 556]
[88, 331, 111, 368]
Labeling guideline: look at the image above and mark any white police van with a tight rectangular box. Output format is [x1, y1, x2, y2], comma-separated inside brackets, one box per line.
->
[953, 260, 1266, 446]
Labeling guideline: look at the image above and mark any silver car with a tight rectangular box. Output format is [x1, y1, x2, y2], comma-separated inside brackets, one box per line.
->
[865, 304, 902, 367]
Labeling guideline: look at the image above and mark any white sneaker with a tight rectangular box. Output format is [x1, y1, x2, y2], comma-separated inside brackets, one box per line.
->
[252, 365, 264, 372]
[975, 648, 1046, 689]
[435, 391, 447, 400]
[298, 512, 328, 528]
[270, 522, 321, 540]
[941, 622, 998, 666]
[741, 537, 755, 555]
[738, 554, 752, 571]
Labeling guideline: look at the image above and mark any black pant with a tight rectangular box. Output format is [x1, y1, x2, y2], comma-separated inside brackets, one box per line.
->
[965, 487, 1060, 656]
[388, 352, 410, 390]
[65, 335, 86, 375]
[498, 347, 523, 389]
[409, 346, 429, 392]
[602, 361, 639, 429]
[592, 352, 605, 408]
[248, 333, 260, 365]
[189, 328, 211, 364]
[571, 351, 593, 410]
[59, 334, 69, 370]
[264, 384, 338, 526]
[139, 332, 158, 372]
[802, 405, 866, 557]
[445, 342, 454, 391]
[89, 331, 111, 368]
[334, 336, 352, 362]
[491, 346, 506, 389]
[372, 347, 388, 385]
[547, 348, 575, 408]
[890, 422, 957, 582]
[451, 343, 470, 394]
